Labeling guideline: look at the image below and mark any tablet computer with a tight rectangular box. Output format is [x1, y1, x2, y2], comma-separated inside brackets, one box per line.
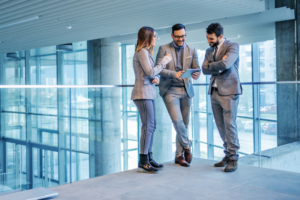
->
[180, 69, 201, 78]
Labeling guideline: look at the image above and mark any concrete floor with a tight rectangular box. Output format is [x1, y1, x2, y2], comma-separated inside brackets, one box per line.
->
[51, 158, 300, 200]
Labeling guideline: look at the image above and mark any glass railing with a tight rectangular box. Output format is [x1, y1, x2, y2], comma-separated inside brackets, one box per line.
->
[0, 82, 299, 193]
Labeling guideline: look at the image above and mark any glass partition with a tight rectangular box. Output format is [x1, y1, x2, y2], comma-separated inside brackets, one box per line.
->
[0, 82, 299, 194]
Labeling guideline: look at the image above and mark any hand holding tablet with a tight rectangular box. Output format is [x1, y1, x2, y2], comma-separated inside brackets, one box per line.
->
[179, 69, 201, 78]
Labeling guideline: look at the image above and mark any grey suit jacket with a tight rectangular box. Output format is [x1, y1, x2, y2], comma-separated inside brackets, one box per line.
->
[156, 42, 200, 98]
[131, 48, 167, 100]
[202, 40, 242, 95]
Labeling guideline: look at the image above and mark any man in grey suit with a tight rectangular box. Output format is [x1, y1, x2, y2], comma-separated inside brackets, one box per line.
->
[156, 24, 200, 167]
[202, 23, 242, 172]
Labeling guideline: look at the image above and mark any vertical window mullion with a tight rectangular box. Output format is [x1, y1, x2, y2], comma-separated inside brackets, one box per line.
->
[252, 43, 261, 156]
[206, 75, 214, 159]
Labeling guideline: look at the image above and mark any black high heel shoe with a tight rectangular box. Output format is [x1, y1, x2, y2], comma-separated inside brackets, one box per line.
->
[138, 154, 159, 173]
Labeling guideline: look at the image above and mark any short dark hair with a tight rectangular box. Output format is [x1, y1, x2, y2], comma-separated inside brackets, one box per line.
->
[206, 23, 223, 37]
[172, 24, 185, 34]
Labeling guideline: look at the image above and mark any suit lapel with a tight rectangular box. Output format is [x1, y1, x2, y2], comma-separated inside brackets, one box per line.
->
[183, 44, 187, 70]
[170, 43, 177, 68]
[208, 47, 214, 61]
[216, 39, 229, 61]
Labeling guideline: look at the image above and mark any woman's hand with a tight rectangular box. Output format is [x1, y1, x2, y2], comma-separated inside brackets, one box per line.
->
[151, 77, 159, 84]
[162, 53, 172, 64]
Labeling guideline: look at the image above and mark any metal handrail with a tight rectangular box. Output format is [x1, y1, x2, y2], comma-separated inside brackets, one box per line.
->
[0, 80, 299, 88]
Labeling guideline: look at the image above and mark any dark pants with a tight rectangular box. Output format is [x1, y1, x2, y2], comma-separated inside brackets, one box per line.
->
[134, 99, 156, 155]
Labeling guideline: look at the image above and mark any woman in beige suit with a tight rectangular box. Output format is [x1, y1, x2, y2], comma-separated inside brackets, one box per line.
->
[132, 27, 172, 173]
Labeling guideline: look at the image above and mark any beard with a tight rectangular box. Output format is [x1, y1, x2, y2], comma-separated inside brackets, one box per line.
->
[209, 40, 220, 47]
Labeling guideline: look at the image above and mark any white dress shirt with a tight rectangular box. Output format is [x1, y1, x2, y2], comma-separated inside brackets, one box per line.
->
[212, 38, 225, 88]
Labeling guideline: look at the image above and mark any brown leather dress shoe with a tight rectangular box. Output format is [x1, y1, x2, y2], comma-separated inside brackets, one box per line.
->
[224, 160, 238, 172]
[214, 157, 230, 167]
[175, 155, 190, 167]
[184, 147, 192, 164]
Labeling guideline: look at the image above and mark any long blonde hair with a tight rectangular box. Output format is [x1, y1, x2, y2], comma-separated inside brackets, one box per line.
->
[136, 26, 155, 55]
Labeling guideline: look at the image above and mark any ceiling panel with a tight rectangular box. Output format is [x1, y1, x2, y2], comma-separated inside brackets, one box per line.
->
[117, 7, 294, 50]
[0, 0, 266, 53]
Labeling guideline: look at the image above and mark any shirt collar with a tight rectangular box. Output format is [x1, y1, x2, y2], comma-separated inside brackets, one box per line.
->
[173, 41, 184, 50]
[217, 38, 225, 49]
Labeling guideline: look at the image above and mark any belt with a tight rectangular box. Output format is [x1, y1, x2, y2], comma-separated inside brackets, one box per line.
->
[211, 87, 218, 93]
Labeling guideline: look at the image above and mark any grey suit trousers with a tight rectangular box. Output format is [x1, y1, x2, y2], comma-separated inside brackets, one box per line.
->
[134, 99, 156, 155]
[163, 86, 192, 157]
[211, 89, 240, 160]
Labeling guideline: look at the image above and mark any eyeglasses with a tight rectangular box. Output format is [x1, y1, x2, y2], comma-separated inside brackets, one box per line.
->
[173, 34, 186, 39]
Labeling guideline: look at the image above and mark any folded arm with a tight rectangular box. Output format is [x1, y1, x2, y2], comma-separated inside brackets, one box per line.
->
[209, 43, 239, 71]
[202, 51, 221, 75]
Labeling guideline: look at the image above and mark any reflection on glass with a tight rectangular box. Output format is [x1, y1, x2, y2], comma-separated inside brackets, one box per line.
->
[31, 115, 58, 146]
[261, 120, 277, 151]
[71, 118, 89, 152]
[238, 117, 253, 154]
[259, 40, 276, 82]
[30, 46, 56, 85]
[238, 85, 253, 117]
[2, 52, 26, 113]
[239, 44, 252, 82]
[3, 51, 25, 85]
[30, 88, 58, 115]
[213, 147, 224, 161]
[200, 143, 208, 159]
[195, 50, 206, 84]
[199, 113, 207, 142]
[128, 150, 138, 170]
[2, 113, 26, 140]
[1, 88, 25, 113]
[62, 49, 87, 85]
[125, 45, 136, 85]
[3, 143, 25, 192]
[30, 54, 56, 85]
[259, 84, 277, 120]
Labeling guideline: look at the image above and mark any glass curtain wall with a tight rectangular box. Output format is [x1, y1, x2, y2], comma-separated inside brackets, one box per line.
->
[0, 39, 280, 193]
[0, 42, 88, 192]
[120, 44, 139, 171]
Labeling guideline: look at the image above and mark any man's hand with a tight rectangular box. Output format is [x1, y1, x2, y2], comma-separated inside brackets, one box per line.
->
[175, 71, 184, 79]
[192, 72, 200, 80]
[151, 77, 159, 84]
[222, 55, 227, 60]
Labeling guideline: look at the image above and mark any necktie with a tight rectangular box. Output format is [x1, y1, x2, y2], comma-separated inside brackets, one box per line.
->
[213, 46, 218, 61]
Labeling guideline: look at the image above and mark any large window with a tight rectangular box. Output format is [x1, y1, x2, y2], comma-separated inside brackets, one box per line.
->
[0, 39, 280, 193]
[0, 42, 89, 192]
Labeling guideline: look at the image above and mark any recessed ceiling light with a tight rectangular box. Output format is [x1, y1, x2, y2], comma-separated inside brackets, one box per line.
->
[67, 21, 72, 29]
